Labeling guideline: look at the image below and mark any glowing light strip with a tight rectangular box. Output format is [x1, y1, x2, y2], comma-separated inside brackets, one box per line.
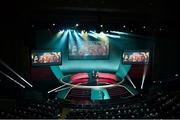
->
[89, 30, 99, 35]
[110, 31, 128, 35]
[55, 86, 72, 92]
[55, 83, 84, 99]
[88, 33, 98, 39]
[106, 34, 121, 38]
[55, 75, 134, 98]
[48, 84, 67, 93]
[110, 30, 153, 40]
[126, 75, 136, 89]
[60, 74, 124, 89]
[63, 87, 73, 99]
[0, 70, 25, 88]
[117, 85, 135, 96]
[141, 65, 148, 89]
[0, 60, 33, 87]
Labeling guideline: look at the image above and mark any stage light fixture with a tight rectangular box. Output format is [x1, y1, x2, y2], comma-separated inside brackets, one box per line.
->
[81, 30, 84, 35]
[100, 24, 103, 27]
[79, 31, 88, 40]
[175, 74, 179, 77]
[75, 23, 79, 27]
[57, 30, 64, 37]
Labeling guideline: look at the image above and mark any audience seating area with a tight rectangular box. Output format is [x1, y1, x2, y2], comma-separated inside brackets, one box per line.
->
[0, 89, 180, 119]
[0, 98, 61, 119]
[65, 91, 180, 119]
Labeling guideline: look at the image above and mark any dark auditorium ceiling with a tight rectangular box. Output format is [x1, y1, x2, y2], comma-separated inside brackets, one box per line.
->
[2, 0, 179, 24]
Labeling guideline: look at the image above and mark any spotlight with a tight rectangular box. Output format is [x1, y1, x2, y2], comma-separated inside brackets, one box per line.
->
[175, 74, 179, 77]
[52, 23, 55, 26]
[75, 23, 79, 27]
[100, 24, 103, 28]
[142, 26, 146, 29]
[81, 30, 84, 35]
[123, 25, 126, 28]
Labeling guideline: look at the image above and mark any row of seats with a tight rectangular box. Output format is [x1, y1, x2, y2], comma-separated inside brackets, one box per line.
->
[0, 98, 61, 119]
[65, 91, 180, 119]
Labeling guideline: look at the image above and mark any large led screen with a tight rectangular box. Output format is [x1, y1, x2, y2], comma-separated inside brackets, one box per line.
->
[31, 50, 62, 66]
[122, 50, 150, 64]
[69, 40, 109, 59]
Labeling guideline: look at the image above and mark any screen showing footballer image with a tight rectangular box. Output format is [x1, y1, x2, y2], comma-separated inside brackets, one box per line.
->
[31, 50, 62, 66]
[69, 40, 109, 59]
[122, 51, 150, 64]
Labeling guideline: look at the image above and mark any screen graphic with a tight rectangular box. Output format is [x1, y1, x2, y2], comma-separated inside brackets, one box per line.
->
[31, 50, 62, 66]
[69, 40, 109, 59]
[122, 51, 150, 64]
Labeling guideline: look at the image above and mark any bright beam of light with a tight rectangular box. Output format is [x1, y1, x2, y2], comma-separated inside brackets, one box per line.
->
[74, 30, 83, 46]
[106, 34, 121, 38]
[88, 33, 98, 39]
[119, 66, 136, 89]
[110, 31, 128, 35]
[68, 30, 76, 51]
[57, 30, 64, 37]
[141, 65, 148, 90]
[126, 75, 136, 89]
[99, 32, 108, 42]
[55, 86, 72, 92]
[0, 70, 25, 88]
[78, 31, 88, 40]
[57, 87, 73, 99]
[90, 31, 108, 42]
[58, 30, 69, 49]
[90, 31, 109, 39]
[0, 59, 33, 87]
[48, 79, 73, 94]
[117, 85, 135, 96]
[90, 30, 99, 36]
[48, 84, 67, 93]
[110, 30, 152, 40]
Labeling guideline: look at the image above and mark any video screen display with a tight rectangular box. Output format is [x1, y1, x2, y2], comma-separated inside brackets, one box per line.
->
[31, 50, 62, 66]
[69, 40, 109, 59]
[122, 51, 150, 64]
